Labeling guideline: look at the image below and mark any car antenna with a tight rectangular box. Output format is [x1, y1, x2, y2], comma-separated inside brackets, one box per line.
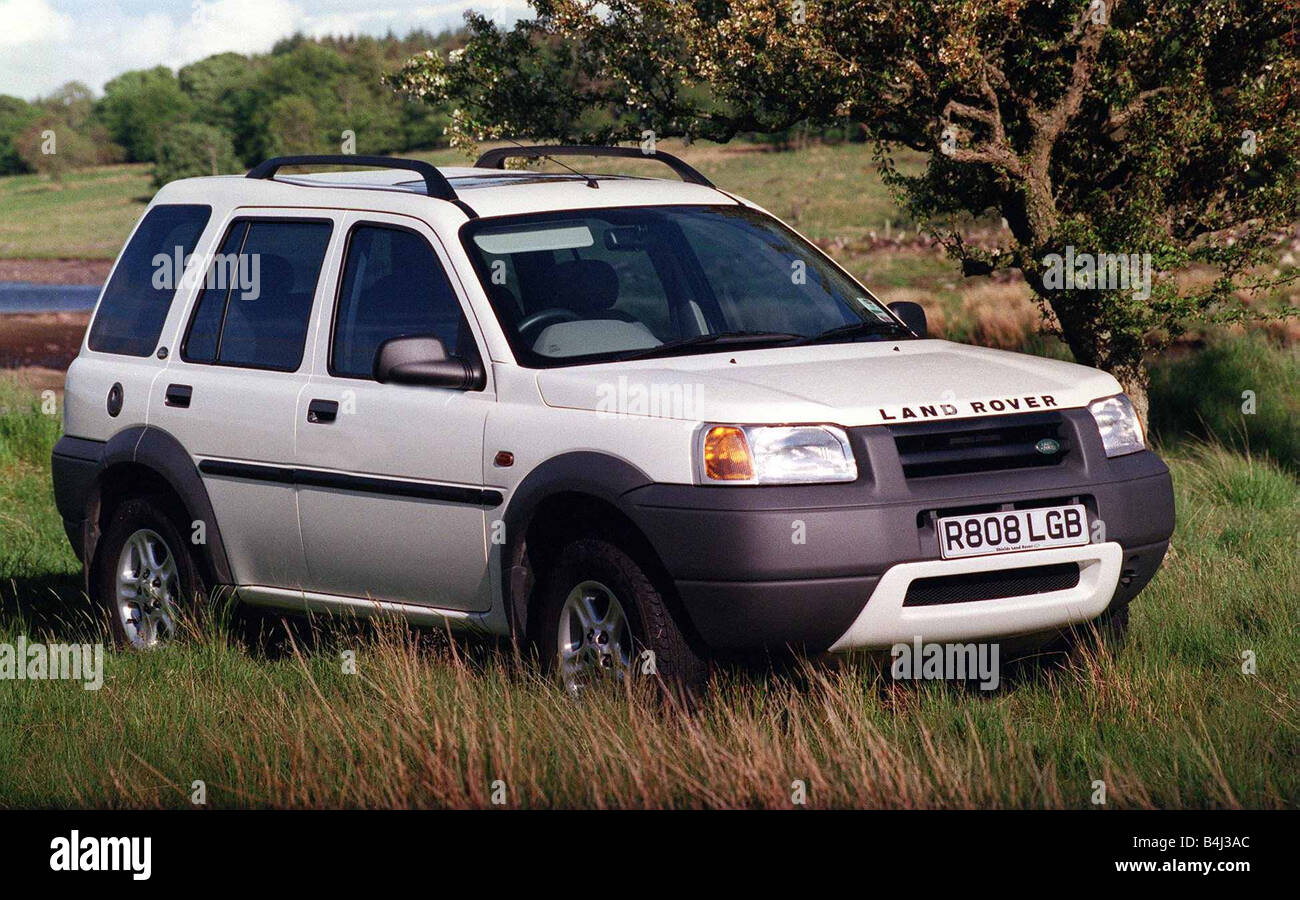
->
[505, 137, 599, 189]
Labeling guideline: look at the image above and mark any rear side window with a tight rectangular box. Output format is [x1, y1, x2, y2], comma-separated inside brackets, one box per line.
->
[330, 224, 475, 378]
[87, 204, 211, 356]
[182, 218, 333, 372]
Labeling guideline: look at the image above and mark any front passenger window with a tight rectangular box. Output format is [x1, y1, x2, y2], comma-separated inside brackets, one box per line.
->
[331, 225, 476, 379]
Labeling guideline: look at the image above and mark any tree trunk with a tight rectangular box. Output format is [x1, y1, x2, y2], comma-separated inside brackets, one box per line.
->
[1107, 358, 1151, 435]
[1028, 286, 1153, 434]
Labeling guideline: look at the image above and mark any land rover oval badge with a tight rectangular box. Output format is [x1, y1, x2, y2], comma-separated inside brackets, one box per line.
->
[1035, 437, 1061, 455]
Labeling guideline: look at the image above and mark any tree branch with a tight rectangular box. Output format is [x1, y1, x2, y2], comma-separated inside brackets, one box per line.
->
[946, 145, 1023, 174]
[940, 80, 1020, 176]
[943, 99, 998, 128]
[1039, 2, 1114, 146]
[1103, 86, 1172, 132]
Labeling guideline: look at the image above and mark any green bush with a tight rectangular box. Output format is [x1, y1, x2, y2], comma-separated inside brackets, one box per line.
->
[0, 94, 39, 174]
[152, 122, 240, 187]
[1149, 335, 1300, 471]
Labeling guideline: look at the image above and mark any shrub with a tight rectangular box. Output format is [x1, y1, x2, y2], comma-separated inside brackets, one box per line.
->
[152, 122, 239, 187]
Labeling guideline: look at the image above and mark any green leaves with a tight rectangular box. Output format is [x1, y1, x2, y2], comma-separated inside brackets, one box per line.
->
[152, 123, 240, 188]
[99, 66, 195, 164]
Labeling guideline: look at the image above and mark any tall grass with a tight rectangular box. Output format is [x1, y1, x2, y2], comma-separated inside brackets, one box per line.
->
[1149, 334, 1300, 470]
[0, 379, 75, 586]
[0, 349, 1296, 809]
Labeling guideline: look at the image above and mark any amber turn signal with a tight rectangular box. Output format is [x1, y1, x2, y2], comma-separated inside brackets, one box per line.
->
[703, 425, 754, 481]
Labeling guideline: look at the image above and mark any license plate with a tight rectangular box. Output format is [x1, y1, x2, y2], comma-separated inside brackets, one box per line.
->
[937, 504, 1088, 559]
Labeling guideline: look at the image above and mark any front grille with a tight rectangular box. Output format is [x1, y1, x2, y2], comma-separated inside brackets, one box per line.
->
[903, 563, 1080, 607]
[892, 412, 1067, 478]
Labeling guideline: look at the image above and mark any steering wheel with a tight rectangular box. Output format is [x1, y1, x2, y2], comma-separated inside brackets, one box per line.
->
[517, 307, 582, 342]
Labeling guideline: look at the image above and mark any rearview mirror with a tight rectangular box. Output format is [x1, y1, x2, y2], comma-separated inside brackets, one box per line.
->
[373, 335, 484, 390]
[888, 301, 928, 338]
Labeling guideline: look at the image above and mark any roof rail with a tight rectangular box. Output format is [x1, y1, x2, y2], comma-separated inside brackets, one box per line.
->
[474, 145, 714, 188]
[246, 155, 458, 202]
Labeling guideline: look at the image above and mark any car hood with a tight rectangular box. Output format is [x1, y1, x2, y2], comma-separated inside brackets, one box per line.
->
[534, 339, 1121, 427]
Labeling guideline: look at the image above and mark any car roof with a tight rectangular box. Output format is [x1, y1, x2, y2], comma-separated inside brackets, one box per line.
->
[159, 165, 737, 221]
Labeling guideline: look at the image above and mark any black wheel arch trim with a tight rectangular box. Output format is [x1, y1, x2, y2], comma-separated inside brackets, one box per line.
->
[53, 426, 235, 588]
[497, 451, 656, 639]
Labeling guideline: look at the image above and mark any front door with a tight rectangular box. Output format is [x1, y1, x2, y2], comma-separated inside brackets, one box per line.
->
[293, 214, 494, 611]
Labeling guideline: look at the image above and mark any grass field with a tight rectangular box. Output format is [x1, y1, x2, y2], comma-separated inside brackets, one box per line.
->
[0, 164, 155, 261]
[0, 338, 1295, 809]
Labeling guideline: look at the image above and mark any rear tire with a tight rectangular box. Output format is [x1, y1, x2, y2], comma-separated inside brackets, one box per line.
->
[535, 537, 708, 693]
[92, 496, 207, 649]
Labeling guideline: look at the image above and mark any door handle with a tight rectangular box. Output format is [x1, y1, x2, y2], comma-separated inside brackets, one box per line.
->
[307, 399, 339, 424]
[165, 383, 192, 408]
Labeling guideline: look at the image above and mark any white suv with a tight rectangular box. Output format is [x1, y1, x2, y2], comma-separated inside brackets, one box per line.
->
[51, 148, 1174, 688]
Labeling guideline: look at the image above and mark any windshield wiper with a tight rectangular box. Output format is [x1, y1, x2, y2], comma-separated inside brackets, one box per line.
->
[619, 330, 803, 361]
[793, 319, 909, 345]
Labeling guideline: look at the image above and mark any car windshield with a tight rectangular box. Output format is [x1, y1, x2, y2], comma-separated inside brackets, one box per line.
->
[460, 205, 909, 367]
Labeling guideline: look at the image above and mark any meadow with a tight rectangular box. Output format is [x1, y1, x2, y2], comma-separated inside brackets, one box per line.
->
[0, 336, 1295, 808]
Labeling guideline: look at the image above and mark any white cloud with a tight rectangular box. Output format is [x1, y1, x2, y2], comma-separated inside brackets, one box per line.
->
[182, 0, 302, 62]
[0, 0, 73, 47]
[300, 1, 530, 37]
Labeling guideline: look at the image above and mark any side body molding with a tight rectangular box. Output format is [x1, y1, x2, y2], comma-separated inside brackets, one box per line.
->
[52, 425, 235, 588]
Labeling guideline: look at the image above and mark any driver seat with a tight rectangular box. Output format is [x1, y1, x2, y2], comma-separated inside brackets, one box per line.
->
[529, 259, 635, 322]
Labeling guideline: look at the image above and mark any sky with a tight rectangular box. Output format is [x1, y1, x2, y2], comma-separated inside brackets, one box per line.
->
[0, 0, 532, 100]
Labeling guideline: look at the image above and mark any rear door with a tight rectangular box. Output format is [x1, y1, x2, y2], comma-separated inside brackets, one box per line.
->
[148, 211, 339, 589]
[293, 213, 494, 611]
[64, 204, 212, 443]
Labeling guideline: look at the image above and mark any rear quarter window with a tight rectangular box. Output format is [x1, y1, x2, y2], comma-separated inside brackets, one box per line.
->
[87, 204, 212, 356]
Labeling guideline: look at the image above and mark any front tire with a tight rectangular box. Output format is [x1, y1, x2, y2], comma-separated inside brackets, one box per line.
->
[92, 496, 206, 648]
[535, 538, 708, 693]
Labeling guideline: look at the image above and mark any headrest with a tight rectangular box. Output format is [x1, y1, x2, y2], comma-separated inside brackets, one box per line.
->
[532, 259, 619, 314]
[255, 253, 296, 296]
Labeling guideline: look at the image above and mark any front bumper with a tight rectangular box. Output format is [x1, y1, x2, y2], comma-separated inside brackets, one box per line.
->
[624, 410, 1175, 652]
[826, 541, 1123, 650]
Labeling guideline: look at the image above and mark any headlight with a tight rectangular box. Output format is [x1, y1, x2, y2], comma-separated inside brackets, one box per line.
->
[1088, 394, 1145, 457]
[699, 425, 857, 484]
